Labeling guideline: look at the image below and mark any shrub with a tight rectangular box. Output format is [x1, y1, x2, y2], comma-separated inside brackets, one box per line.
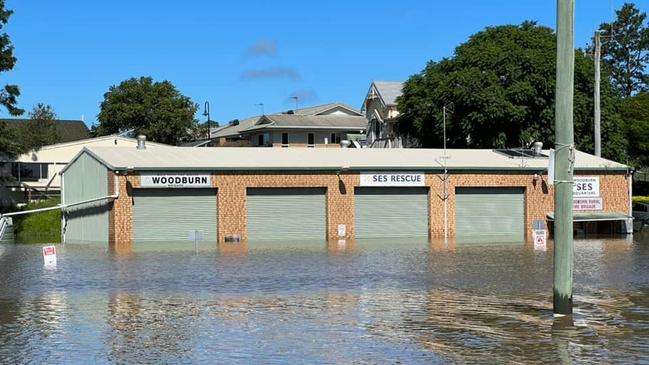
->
[13, 198, 61, 243]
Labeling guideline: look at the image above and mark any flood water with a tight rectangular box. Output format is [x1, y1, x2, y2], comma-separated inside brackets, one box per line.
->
[1, 235, 649, 364]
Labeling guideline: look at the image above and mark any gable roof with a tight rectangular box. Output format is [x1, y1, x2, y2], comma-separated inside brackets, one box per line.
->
[240, 114, 367, 133]
[211, 102, 363, 139]
[1, 119, 90, 143]
[289, 102, 361, 116]
[363, 81, 404, 110]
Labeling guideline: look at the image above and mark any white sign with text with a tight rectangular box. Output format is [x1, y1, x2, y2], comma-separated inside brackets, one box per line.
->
[360, 172, 425, 187]
[141, 174, 211, 188]
[573, 176, 600, 197]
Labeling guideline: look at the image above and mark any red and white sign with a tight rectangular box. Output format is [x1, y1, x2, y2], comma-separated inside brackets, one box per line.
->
[42, 245, 57, 266]
[573, 197, 603, 211]
[533, 230, 547, 251]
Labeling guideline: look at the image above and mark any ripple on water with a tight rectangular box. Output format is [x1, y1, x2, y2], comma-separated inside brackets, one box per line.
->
[0, 238, 648, 363]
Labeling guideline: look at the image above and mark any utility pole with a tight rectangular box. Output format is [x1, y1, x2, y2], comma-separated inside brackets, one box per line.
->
[594, 31, 601, 157]
[203, 101, 211, 140]
[554, 0, 575, 316]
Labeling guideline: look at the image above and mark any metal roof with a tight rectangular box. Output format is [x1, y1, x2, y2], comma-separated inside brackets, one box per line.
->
[69, 146, 630, 173]
[210, 102, 362, 139]
[372, 81, 403, 106]
[240, 114, 367, 132]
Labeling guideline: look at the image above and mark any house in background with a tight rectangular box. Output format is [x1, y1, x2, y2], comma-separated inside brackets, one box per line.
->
[211, 102, 367, 147]
[0, 135, 167, 207]
[361, 81, 419, 148]
[1, 118, 90, 143]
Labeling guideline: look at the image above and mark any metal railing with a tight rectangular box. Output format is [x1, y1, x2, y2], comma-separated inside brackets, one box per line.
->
[0, 216, 8, 241]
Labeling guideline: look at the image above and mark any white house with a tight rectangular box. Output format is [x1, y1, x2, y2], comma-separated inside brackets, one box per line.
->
[361, 81, 418, 148]
[0, 135, 167, 207]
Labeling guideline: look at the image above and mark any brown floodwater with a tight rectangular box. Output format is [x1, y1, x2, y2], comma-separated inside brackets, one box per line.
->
[1, 234, 648, 364]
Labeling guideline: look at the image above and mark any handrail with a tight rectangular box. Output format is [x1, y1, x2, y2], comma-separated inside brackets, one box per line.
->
[0, 194, 118, 218]
[0, 216, 7, 240]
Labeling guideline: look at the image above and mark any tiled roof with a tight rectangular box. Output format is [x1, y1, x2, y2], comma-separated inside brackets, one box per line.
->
[241, 114, 367, 132]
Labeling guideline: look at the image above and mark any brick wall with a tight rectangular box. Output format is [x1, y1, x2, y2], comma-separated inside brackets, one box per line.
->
[107, 170, 630, 249]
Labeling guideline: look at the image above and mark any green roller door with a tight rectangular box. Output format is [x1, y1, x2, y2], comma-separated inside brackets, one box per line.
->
[455, 187, 525, 243]
[355, 187, 429, 239]
[247, 188, 326, 241]
[133, 189, 217, 244]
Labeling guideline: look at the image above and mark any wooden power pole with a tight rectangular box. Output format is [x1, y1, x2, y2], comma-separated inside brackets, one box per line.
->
[594, 31, 601, 157]
[554, 0, 575, 316]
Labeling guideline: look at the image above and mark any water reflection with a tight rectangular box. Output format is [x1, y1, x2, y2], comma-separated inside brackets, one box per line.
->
[0, 237, 647, 363]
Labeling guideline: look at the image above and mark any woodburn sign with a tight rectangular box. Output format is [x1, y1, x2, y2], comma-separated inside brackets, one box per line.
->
[141, 174, 211, 188]
[360, 172, 425, 187]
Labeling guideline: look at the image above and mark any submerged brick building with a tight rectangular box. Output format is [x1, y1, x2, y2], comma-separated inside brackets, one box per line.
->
[60, 144, 632, 251]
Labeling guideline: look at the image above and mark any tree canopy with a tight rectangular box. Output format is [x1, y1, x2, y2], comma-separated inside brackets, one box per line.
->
[620, 92, 649, 168]
[598, 3, 649, 97]
[397, 22, 628, 161]
[0, 1, 22, 159]
[95, 77, 198, 145]
[17, 104, 59, 151]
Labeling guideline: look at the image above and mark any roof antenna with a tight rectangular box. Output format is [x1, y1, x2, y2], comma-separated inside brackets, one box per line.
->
[255, 103, 265, 115]
[290, 96, 298, 111]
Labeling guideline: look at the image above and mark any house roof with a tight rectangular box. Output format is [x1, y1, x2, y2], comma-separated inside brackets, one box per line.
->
[69, 146, 629, 173]
[1, 119, 90, 143]
[289, 102, 361, 116]
[211, 102, 362, 139]
[9, 135, 169, 163]
[240, 114, 367, 133]
[366, 81, 404, 107]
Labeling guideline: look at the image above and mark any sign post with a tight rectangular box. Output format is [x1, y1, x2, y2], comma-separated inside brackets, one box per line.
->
[188, 230, 204, 254]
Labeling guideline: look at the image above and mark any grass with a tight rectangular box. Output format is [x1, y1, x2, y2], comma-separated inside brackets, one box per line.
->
[633, 196, 649, 203]
[12, 198, 61, 244]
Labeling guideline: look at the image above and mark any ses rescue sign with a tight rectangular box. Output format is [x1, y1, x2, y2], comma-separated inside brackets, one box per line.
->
[141, 174, 211, 188]
[573, 176, 600, 197]
[360, 172, 425, 187]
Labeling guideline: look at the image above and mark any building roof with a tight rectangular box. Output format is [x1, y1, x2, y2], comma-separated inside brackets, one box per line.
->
[9, 135, 169, 163]
[69, 146, 629, 173]
[289, 102, 361, 116]
[240, 114, 367, 133]
[211, 102, 362, 139]
[2, 119, 90, 143]
[371, 81, 403, 106]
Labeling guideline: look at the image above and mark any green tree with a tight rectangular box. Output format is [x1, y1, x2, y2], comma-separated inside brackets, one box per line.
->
[17, 103, 59, 151]
[0, 1, 23, 159]
[96, 77, 198, 145]
[598, 3, 649, 97]
[397, 22, 628, 161]
[620, 92, 649, 168]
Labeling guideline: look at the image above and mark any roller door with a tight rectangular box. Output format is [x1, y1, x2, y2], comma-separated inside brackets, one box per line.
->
[133, 189, 217, 244]
[455, 187, 525, 243]
[247, 188, 326, 241]
[355, 187, 429, 239]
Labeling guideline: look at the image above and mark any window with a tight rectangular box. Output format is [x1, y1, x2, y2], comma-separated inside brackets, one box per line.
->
[258, 134, 264, 146]
[307, 133, 315, 145]
[330, 133, 341, 144]
[282, 133, 289, 145]
[11, 163, 49, 181]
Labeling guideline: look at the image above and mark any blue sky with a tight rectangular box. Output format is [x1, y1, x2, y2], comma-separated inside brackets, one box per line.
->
[2, 0, 642, 127]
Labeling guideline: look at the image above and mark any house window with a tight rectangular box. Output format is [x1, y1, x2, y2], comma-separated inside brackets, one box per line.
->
[282, 133, 289, 145]
[11, 162, 49, 181]
[258, 135, 264, 146]
[330, 133, 341, 144]
[307, 133, 315, 146]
